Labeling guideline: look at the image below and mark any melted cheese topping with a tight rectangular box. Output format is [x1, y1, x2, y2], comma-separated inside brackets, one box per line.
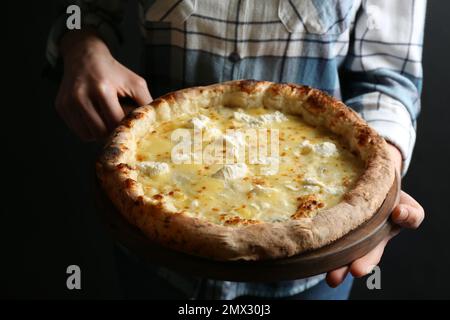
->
[135, 106, 364, 225]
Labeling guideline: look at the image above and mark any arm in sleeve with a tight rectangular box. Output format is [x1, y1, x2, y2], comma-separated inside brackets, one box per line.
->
[340, 0, 427, 175]
[46, 0, 128, 67]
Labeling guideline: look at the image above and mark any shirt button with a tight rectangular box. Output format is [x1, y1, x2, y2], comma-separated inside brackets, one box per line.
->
[228, 51, 241, 63]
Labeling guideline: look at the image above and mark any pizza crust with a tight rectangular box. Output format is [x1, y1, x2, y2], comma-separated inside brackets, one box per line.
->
[96, 80, 394, 261]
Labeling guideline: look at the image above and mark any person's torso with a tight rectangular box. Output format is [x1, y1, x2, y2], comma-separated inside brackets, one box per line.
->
[140, 0, 359, 98]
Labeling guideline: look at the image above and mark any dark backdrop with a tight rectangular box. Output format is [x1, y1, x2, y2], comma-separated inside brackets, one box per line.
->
[2, 1, 449, 299]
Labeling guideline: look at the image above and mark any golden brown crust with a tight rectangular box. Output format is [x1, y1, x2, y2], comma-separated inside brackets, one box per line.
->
[96, 80, 395, 261]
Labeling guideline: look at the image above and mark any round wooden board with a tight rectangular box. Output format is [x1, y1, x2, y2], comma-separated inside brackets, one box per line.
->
[95, 174, 400, 282]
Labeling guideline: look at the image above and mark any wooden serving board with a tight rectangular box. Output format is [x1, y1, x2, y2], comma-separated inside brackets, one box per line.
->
[95, 174, 400, 282]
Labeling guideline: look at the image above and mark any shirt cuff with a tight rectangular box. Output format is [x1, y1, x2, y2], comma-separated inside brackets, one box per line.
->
[46, 12, 121, 67]
[357, 95, 417, 176]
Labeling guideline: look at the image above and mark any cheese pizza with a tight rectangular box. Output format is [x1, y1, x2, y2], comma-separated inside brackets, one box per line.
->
[96, 80, 394, 260]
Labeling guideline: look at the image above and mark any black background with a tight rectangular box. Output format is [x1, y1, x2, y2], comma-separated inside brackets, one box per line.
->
[2, 1, 450, 299]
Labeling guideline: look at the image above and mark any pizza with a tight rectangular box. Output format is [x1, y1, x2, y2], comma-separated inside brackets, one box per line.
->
[96, 80, 395, 261]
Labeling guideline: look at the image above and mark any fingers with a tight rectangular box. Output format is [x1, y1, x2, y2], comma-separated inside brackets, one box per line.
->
[349, 238, 389, 278]
[391, 191, 425, 229]
[57, 101, 92, 141]
[349, 191, 424, 277]
[325, 192, 424, 288]
[326, 233, 392, 287]
[128, 76, 152, 106]
[326, 266, 350, 288]
[95, 82, 125, 130]
[71, 85, 108, 140]
[77, 93, 110, 137]
[56, 88, 93, 141]
[56, 84, 110, 141]
[326, 239, 388, 288]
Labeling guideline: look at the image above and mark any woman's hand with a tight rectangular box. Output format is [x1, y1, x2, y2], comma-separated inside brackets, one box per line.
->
[55, 30, 152, 141]
[326, 143, 425, 287]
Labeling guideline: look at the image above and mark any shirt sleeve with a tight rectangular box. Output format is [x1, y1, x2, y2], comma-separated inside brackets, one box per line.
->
[46, 0, 127, 67]
[340, 0, 426, 175]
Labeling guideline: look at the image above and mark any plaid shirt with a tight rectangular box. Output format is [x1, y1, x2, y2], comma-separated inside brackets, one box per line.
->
[47, 0, 426, 299]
